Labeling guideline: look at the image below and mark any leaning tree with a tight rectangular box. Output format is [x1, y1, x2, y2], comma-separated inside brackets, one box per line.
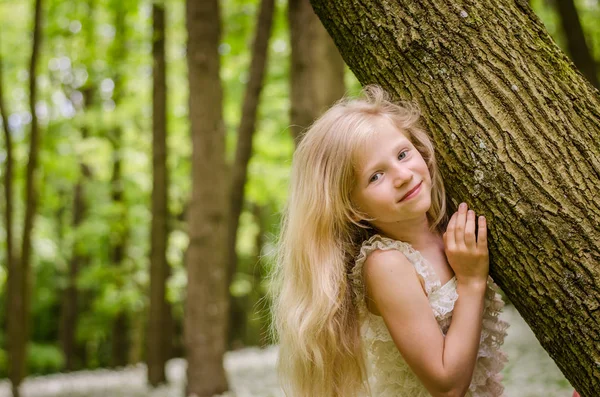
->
[309, 0, 600, 394]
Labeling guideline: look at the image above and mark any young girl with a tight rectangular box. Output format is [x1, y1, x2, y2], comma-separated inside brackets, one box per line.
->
[270, 85, 509, 396]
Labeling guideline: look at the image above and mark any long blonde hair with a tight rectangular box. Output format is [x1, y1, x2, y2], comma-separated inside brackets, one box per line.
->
[269, 85, 447, 396]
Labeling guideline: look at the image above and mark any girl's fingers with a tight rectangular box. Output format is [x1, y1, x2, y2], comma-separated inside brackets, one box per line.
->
[444, 212, 457, 249]
[454, 203, 467, 246]
[477, 215, 488, 249]
[464, 210, 476, 248]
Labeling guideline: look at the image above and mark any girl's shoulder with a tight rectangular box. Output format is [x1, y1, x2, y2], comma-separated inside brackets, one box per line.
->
[350, 234, 440, 301]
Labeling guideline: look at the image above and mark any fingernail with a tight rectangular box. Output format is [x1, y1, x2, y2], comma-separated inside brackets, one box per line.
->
[460, 202, 467, 210]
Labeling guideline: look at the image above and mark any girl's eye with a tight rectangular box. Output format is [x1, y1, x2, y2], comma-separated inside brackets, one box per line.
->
[369, 173, 382, 184]
[398, 150, 408, 160]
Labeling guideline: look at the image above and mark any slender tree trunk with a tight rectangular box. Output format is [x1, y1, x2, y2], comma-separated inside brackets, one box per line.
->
[7, 0, 43, 395]
[59, 175, 85, 371]
[552, 0, 598, 89]
[147, 2, 171, 386]
[185, 0, 230, 395]
[225, 0, 275, 344]
[288, 0, 345, 145]
[310, 0, 600, 394]
[108, 1, 129, 368]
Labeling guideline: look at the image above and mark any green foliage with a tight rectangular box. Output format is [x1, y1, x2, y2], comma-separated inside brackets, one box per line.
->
[27, 343, 65, 375]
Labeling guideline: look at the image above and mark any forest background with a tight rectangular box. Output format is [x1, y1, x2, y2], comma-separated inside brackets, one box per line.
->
[0, 0, 598, 393]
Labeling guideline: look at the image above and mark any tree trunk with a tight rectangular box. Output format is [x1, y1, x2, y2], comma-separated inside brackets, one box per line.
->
[185, 0, 230, 395]
[147, 2, 171, 387]
[108, 1, 130, 369]
[310, 0, 600, 394]
[288, 0, 345, 145]
[225, 0, 275, 345]
[7, 0, 44, 395]
[552, 0, 599, 89]
[59, 177, 85, 371]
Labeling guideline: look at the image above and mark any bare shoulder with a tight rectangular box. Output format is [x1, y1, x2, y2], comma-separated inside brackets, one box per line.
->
[363, 249, 425, 315]
[363, 249, 414, 279]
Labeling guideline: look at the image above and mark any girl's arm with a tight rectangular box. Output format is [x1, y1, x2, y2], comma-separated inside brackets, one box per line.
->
[364, 250, 486, 397]
[364, 206, 488, 397]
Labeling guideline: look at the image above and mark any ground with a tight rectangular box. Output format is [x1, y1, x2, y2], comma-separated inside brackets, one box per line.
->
[0, 305, 574, 397]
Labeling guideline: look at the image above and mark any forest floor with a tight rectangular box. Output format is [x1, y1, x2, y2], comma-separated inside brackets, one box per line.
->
[0, 305, 575, 397]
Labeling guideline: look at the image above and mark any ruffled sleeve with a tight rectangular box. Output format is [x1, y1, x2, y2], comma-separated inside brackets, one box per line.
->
[349, 234, 441, 316]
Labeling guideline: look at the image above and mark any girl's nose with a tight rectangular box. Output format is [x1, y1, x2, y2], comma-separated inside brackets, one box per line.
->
[392, 166, 412, 187]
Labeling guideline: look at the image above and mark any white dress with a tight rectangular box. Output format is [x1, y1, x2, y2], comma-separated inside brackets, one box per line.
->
[349, 234, 509, 396]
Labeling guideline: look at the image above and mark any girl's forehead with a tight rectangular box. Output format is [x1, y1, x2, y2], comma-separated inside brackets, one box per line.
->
[352, 121, 410, 165]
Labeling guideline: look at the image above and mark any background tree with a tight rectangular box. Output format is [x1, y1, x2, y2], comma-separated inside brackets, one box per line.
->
[226, 0, 275, 347]
[552, 0, 599, 88]
[107, 0, 130, 368]
[309, 0, 600, 394]
[6, 0, 44, 395]
[147, 1, 172, 386]
[288, 0, 345, 145]
[184, 0, 230, 395]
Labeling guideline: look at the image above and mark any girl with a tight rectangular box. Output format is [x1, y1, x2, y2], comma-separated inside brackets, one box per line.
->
[270, 85, 509, 396]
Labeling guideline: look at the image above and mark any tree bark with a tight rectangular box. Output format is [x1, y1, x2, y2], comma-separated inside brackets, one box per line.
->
[7, 0, 44, 395]
[310, 0, 600, 393]
[147, 2, 171, 387]
[185, 0, 230, 395]
[552, 0, 599, 89]
[288, 0, 345, 145]
[225, 0, 275, 343]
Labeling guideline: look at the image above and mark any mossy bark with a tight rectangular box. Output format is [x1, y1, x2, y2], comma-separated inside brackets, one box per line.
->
[310, 0, 600, 394]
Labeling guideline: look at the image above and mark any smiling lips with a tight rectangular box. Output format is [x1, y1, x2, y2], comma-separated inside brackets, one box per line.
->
[399, 181, 422, 202]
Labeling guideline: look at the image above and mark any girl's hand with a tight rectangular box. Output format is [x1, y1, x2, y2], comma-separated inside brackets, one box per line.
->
[443, 202, 489, 286]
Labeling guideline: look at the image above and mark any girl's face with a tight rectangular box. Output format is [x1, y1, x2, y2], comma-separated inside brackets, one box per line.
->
[351, 118, 432, 230]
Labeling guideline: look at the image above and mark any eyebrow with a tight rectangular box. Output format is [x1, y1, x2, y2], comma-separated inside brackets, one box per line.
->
[361, 138, 412, 179]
